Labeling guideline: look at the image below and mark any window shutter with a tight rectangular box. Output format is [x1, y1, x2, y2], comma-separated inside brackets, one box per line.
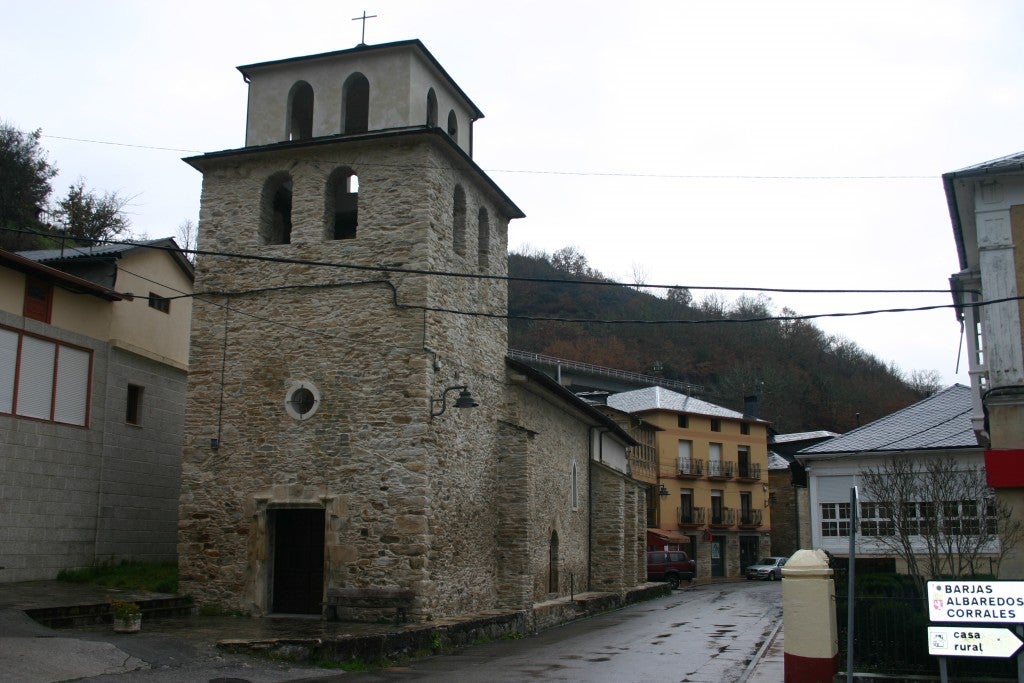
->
[53, 346, 90, 425]
[0, 329, 17, 413]
[816, 475, 855, 503]
[677, 440, 692, 470]
[709, 442, 722, 465]
[16, 336, 55, 420]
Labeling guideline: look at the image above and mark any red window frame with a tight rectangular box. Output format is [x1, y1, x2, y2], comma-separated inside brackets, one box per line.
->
[1, 324, 92, 427]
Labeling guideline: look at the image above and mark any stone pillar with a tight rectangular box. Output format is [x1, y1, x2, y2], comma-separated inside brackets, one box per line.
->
[782, 549, 838, 683]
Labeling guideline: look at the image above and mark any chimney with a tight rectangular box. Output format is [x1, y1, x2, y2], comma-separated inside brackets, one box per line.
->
[743, 395, 759, 419]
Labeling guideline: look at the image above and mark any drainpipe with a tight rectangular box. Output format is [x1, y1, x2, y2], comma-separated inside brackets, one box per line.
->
[588, 426, 594, 593]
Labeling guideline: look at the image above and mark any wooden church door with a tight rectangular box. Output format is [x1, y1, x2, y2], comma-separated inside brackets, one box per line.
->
[271, 508, 325, 614]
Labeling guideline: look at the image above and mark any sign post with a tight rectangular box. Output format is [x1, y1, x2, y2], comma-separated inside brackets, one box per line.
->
[927, 580, 1024, 683]
[846, 486, 858, 683]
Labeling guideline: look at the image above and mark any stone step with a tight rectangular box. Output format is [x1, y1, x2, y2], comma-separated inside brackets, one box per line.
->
[26, 596, 194, 629]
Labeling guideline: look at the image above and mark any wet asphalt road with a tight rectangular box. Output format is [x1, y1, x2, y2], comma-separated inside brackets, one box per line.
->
[330, 580, 782, 683]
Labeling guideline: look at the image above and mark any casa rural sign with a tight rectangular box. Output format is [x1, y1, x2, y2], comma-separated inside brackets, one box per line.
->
[927, 626, 1023, 659]
[928, 580, 1024, 624]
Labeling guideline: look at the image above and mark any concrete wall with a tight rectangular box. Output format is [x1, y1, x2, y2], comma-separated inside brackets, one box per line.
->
[0, 309, 183, 581]
[109, 248, 193, 370]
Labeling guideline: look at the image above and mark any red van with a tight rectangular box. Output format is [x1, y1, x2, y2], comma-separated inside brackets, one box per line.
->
[646, 550, 696, 589]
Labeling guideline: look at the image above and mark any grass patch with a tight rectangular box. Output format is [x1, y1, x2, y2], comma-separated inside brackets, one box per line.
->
[57, 560, 178, 593]
[196, 603, 248, 617]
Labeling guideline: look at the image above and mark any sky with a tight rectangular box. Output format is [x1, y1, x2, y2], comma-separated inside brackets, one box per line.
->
[6, 1, 1024, 389]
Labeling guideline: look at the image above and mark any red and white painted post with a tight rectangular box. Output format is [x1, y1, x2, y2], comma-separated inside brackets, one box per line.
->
[782, 549, 839, 682]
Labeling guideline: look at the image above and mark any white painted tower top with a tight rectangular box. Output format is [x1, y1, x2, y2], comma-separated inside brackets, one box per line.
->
[237, 39, 482, 156]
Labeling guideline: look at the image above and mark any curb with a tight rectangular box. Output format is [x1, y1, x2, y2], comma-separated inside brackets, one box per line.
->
[737, 609, 783, 683]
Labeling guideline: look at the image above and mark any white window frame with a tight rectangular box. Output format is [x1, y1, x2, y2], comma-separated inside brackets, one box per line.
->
[820, 502, 851, 537]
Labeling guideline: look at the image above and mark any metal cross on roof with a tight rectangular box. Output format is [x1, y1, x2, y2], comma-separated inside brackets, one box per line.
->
[352, 10, 377, 45]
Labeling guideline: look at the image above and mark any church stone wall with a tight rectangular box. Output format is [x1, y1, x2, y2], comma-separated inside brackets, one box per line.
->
[181, 135, 518, 618]
[504, 386, 592, 602]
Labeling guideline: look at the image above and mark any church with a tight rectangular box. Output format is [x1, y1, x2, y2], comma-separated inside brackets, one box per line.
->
[177, 39, 647, 621]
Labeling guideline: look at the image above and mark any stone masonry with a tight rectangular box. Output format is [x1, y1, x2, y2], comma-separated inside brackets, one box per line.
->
[178, 41, 646, 622]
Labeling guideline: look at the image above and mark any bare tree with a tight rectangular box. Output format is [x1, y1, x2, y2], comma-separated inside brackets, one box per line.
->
[176, 218, 197, 263]
[907, 369, 943, 397]
[859, 455, 1022, 593]
[629, 262, 650, 292]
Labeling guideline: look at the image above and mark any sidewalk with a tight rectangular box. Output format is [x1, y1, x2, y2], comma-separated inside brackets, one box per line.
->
[741, 619, 784, 682]
[0, 580, 670, 682]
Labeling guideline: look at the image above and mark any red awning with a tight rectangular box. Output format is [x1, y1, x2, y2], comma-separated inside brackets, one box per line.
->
[646, 528, 691, 544]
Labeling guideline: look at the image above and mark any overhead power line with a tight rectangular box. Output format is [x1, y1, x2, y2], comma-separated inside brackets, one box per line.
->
[40, 133, 934, 181]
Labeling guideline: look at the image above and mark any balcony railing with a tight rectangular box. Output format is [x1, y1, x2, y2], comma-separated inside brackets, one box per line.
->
[707, 461, 735, 479]
[738, 509, 763, 527]
[678, 506, 706, 527]
[710, 507, 736, 527]
[677, 458, 704, 478]
[736, 462, 761, 481]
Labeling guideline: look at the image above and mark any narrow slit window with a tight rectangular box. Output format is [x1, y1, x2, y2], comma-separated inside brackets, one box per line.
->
[452, 186, 466, 255]
[260, 173, 293, 245]
[571, 461, 579, 510]
[548, 531, 559, 592]
[126, 384, 143, 425]
[477, 207, 490, 269]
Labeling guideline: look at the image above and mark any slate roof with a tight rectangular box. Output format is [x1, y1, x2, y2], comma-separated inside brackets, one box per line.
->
[798, 384, 977, 457]
[944, 150, 1024, 179]
[768, 453, 791, 471]
[771, 430, 839, 444]
[607, 386, 765, 422]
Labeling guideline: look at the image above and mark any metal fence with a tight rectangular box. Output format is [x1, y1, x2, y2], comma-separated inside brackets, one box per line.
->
[836, 593, 1016, 679]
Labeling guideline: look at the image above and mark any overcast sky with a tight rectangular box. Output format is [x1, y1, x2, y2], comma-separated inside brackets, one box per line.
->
[7, 1, 1024, 388]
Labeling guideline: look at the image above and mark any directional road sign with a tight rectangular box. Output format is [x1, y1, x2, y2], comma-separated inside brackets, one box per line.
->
[928, 580, 1024, 623]
[928, 626, 1023, 658]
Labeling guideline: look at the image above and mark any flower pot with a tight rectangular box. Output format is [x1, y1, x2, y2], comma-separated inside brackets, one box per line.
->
[113, 614, 142, 633]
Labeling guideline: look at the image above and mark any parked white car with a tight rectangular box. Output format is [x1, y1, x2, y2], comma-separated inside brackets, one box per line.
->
[745, 556, 787, 581]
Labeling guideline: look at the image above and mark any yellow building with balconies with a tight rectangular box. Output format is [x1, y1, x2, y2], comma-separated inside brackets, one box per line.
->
[608, 386, 772, 578]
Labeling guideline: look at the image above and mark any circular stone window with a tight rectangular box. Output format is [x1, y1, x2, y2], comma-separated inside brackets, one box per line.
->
[285, 381, 321, 420]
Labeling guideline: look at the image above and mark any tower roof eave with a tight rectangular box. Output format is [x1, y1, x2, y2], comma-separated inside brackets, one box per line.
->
[183, 126, 525, 220]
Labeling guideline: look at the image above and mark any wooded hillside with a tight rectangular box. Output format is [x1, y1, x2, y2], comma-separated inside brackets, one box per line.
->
[507, 248, 934, 434]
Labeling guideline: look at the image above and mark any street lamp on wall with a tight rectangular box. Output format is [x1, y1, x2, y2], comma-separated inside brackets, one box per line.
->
[430, 385, 478, 419]
[659, 484, 670, 498]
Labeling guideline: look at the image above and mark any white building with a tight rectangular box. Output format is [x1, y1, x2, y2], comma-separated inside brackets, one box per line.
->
[798, 385, 996, 573]
[946, 153, 1024, 577]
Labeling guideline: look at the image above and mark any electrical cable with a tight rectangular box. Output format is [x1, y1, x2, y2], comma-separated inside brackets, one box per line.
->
[5, 228, 952, 295]
[5, 227, 1009, 328]
[40, 133, 935, 181]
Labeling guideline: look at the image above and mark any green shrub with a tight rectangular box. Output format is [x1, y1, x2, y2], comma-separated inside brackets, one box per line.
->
[57, 560, 178, 593]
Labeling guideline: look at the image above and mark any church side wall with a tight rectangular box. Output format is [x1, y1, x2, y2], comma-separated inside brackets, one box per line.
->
[505, 386, 591, 601]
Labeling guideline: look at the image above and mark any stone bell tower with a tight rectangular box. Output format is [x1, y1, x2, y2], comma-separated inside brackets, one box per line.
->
[178, 40, 523, 618]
